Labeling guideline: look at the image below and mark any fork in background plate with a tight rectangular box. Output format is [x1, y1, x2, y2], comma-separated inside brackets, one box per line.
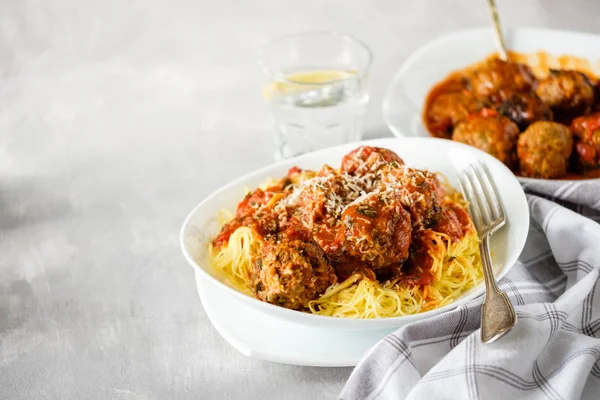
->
[459, 161, 517, 343]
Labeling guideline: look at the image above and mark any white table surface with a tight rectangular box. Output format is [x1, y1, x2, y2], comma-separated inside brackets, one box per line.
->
[0, 0, 598, 398]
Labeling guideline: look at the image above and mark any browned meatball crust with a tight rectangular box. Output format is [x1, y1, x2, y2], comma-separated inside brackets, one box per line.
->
[535, 70, 594, 115]
[570, 113, 600, 169]
[379, 166, 444, 228]
[251, 228, 337, 310]
[426, 91, 481, 139]
[341, 191, 411, 269]
[593, 80, 600, 112]
[469, 58, 535, 99]
[340, 146, 404, 176]
[496, 91, 553, 129]
[452, 110, 520, 168]
[289, 173, 366, 256]
[517, 121, 573, 179]
[292, 174, 356, 227]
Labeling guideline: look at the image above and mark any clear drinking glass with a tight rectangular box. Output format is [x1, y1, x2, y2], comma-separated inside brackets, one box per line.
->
[259, 32, 372, 159]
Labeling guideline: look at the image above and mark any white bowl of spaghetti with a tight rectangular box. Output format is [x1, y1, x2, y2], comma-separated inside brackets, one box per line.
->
[181, 137, 529, 330]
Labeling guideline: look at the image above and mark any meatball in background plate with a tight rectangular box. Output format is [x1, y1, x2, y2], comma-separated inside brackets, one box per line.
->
[468, 58, 535, 100]
[535, 70, 594, 118]
[452, 109, 520, 169]
[517, 121, 573, 179]
[570, 113, 600, 170]
[496, 91, 553, 130]
[425, 91, 481, 139]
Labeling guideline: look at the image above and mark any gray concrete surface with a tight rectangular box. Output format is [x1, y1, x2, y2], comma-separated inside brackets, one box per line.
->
[1, 0, 598, 398]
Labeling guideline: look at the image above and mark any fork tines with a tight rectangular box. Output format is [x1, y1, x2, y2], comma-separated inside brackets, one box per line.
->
[458, 162, 506, 236]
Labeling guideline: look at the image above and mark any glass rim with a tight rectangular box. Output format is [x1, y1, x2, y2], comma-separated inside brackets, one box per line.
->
[258, 31, 373, 86]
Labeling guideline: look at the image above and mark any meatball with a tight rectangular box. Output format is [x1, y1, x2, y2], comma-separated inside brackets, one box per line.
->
[289, 173, 366, 255]
[341, 191, 411, 269]
[340, 146, 404, 176]
[434, 206, 472, 243]
[517, 121, 573, 179]
[496, 91, 553, 130]
[593, 80, 600, 112]
[570, 113, 600, 169]
[426, 91, 481, 139]
[212, 188, 279, 247]
[251, 228, 337, 310]
[291, 174, 358, 227]
[452, 110, 520, 168]
[468, 58, 535, 99]
[379, 166, 444, 228]
[535, 70, 594, 115]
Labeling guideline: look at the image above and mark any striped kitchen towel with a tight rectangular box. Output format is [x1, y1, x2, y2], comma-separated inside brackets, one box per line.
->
[340, 179, 600, 400]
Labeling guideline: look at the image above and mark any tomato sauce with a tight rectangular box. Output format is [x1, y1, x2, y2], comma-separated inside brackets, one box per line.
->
[563, 169, 600, 180]
[423, 74, 469, 138]
[333, 256, 375, 281]
[212, 145, 481, 307]
[312, 225, 343, 256]
[422, 53, 600, 181]
[212, 187, 281, 247]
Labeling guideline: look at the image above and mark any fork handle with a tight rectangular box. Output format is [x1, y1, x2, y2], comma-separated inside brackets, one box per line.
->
[487, 0, 508, 61]
[480, 234, 517, 343]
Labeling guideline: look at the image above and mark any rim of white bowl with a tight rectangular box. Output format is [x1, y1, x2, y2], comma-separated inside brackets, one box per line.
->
[180, 137, 529, 329]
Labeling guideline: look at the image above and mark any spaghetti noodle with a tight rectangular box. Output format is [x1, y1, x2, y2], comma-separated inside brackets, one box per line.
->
[207, 146, 483, 319]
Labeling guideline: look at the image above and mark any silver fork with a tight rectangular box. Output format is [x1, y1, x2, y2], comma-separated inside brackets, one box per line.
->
[459, 161, 517, 343]
[487, 0, 509, 61]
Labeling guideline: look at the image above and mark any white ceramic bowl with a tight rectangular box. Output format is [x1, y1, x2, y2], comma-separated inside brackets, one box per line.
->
[181, 137, 529, 331]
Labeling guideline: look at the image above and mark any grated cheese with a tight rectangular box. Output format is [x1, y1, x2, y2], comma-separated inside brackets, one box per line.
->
[283, 174, 369, 220]
[268, 158, 441, 230]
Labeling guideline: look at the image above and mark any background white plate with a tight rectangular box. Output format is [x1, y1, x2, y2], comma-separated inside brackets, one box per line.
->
[382, 27, 600, 139]
[181, 137, 529, 332]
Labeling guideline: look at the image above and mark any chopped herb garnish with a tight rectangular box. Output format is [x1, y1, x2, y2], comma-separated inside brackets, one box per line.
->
[282, 178, 293, 190]
[372, 228, 381, 241]
[357, 207, 378, 218]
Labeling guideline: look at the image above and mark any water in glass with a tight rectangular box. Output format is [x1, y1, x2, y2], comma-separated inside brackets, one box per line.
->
[264, 69, 368, 159]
